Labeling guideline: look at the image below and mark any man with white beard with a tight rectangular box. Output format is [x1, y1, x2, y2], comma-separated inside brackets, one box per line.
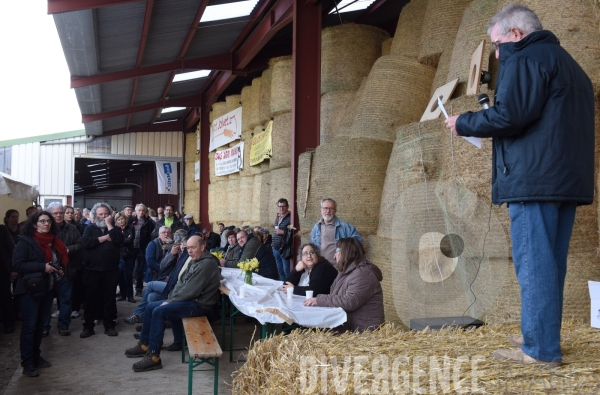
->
[80, 203, 124, 338]
[310, 198, 363, 263]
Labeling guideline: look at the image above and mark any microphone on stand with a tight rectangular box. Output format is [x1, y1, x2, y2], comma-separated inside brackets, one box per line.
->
[478, 93, 490, 110]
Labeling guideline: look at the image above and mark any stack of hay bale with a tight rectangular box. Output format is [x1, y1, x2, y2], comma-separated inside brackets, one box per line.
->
[183, 131, 199, 219]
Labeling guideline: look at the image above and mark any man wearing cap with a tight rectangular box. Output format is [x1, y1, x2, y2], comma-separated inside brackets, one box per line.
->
[202, 228, 221, 251]
[183, 214, 199, 238]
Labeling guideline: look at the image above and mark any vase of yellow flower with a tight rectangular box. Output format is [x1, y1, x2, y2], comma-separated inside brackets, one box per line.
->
[237, 258, 259, 285]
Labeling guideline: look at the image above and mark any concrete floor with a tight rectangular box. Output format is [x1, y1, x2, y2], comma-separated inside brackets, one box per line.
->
[2, 298, 257, 395]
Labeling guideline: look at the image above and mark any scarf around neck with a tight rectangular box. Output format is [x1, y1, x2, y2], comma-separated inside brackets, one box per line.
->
[32, 231, 69, 266]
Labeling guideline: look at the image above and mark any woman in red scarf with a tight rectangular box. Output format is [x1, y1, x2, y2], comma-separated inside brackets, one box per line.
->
[12, 210, 69, 377]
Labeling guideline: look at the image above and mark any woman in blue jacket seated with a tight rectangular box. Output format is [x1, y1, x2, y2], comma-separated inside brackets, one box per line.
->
[282, 242, 337, 297]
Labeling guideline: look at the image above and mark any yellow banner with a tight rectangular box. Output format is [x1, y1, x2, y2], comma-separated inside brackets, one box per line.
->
[250, 120, 273, 166]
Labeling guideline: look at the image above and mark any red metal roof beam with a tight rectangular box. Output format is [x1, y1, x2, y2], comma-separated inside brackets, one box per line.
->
[48, 0, 144, 14]
[82, 94, 201, 123]
[70, 53, 233, 88]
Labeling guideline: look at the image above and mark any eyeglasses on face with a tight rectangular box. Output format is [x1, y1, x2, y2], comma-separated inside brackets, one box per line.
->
[38, 219, 52, 224]
[302, 251, 316, 257]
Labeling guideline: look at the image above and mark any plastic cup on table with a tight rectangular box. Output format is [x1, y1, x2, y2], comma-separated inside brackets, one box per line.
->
[239, 286, 246, 299]
[286, 287, 294, 299]
[305, 290, 313, 299]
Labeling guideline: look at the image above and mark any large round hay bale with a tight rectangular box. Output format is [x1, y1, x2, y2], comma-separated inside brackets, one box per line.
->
[446, 0, 499, 97]
[418, 0, 471, 67]
[348, 55, 436, 142]
[297, 137, 393, 239]
[258, 68, 272, 124]
[225, 94, 241, 112]
[320, 90, 355, 144]
[337, 79, 366, 136]
[270, 112, 291, 170]
[377, 121, 442, 239]
[270, 56, 292, 115]
[241, 82, 260, 131]
[209, 101, 227, 123]
[429, 50, 453, 96]
[390, 0, 428, 57]
[381, 37, 393, 56]
[321, 23, 389, 95]
[237, 176, 254, 224]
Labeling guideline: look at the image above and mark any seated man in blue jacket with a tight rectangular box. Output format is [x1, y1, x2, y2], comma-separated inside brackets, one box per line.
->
[124, 235, 220, 372]
[143, 226, 171, 284]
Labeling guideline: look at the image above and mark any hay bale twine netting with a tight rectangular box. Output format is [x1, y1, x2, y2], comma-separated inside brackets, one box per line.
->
[446, 0, 500, 97]
[297, 137, 393, 241]
[365, 235, 401, 325]
[320, 90, 356, 144]
[232, 322, 600, 394]
[337, 79, 367, 134]
[418, 0, 472, 67]
[321, 23, 389, 95]
[389, 0, 428, 57]
[258, 68, 272, 124]
[241, 82, 260, 132]
[270, 56, 292, 115]
[348, 55, 436, 142]
[270, 111, 291, 170]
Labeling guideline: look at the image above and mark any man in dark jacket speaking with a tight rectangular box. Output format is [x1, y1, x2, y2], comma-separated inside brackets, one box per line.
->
[445, 4, 594, 367]
[80, 202, 124, 338]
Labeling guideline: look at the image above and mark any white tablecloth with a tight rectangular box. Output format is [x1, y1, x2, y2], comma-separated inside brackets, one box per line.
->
[220, 268, 347, 328]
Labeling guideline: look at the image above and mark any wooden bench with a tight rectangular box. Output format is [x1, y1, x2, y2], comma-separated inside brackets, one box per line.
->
[182, 316, 223, 395]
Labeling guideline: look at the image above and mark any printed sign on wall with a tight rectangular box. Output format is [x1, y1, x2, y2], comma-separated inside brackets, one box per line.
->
[209, 106, 242, 152]
[250, 120, 273, 166]
[214, 142, 244, 176]
[156, 161, 178, 195]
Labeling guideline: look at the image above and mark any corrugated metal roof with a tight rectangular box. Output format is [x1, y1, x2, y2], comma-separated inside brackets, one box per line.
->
[103, 115, 129, 131]
[96, 2, 146, 73]
[130, 110, 157, 126]
[186, 18, 248, 58]
[134, 73, 172, 105]
[101, 78, 135, 112]
[167, 78, 208, 99]
[141, 0, 204, 67]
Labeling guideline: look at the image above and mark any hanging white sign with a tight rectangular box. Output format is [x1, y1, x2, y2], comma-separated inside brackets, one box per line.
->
[214, 142, 244, 177]
[209, 106, 242, 152]
[155, 161, 178, 195]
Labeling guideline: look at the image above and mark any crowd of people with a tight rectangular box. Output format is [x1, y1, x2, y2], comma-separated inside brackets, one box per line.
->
[0, 196, 386, 376]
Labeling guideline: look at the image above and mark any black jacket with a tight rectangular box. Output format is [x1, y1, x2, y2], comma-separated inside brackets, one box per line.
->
[128, 216, 155, 251]
[254, 237, 279, 281]
[58, 221, 82, 277]
[285, 257, 338, 296]
[151, 216, 184, 240]
[205, 231, 221, 251]
[120, 225, 135, 259]
[456, 30, 595, 205]
[12, 236, 61, 296]
[80, 225, 124, 271]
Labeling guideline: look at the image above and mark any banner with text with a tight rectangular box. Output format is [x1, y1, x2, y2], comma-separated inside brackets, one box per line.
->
[156, 161, 178, 195]
[249, 120, 273, 166]
[215, 142, 244, 176]
[209, 106, 242, 152]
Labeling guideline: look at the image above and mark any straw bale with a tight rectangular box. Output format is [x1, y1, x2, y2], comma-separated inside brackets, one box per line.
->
[183, 189, 198, 220]
[348, 55, 436, 142]
[241, 82, 260, 131]
[209, 101, 227, 123]
[381, 38, 393, 56]
[446, 0, 499, 97]
[183, 161, 197, 187]
[224, 179, 240, 223]
[268, 167, 291, 225]
[297, 137, 393, 240]
[269, 56, 293, 115]
[320, 91, 355, 144]
[208, 151, 219, 184]
[232, 321, 600, 394]
[377, 120, 443, 239]
[321, 23, 389, 95]
[253, 172, 271, 225]
[429, 50, 453, 97]
[225, 94, 241, 112]
[296, 151, 313, 241]
[389, 0, 427, 57]
[270, 111, 291, 170]
[208, 180, 227, 224]
[418, 0, 471, 67]
[258, 68, 272, 124]
[184, 132, 198, 163]
[337, 79, 366, 136]
[237, 176, 254, 224]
